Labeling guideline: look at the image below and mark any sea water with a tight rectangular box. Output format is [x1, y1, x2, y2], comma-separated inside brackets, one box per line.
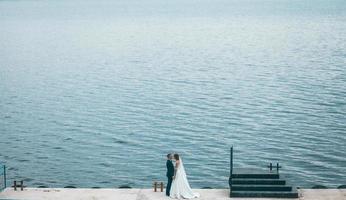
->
[0, 0, 345, 188]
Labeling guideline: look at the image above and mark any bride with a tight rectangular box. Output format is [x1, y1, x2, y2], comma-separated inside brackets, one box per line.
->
[170, 154, 200, 199]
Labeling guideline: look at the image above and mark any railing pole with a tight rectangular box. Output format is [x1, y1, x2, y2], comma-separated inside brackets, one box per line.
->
[230, 146, 233, 178]
[3, 165, 6, 189]
[230, 146, 233, 196]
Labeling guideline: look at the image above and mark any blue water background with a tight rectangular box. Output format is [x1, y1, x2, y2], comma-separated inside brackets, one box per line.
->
[0, 0, 345, 188]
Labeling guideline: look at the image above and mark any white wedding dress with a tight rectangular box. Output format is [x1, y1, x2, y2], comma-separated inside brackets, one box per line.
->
[170, 158, 200, 199]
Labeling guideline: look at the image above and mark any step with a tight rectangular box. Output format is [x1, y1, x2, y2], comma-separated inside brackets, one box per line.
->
[232, 184, 293, 191]
[231, 178, 286, 185]
[232, 173, 279, 179]
[231, 168, 279, 179]
[231, 190, 299, 198]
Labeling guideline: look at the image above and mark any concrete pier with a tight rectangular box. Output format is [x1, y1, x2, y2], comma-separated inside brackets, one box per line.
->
[0, 188, 345, 200]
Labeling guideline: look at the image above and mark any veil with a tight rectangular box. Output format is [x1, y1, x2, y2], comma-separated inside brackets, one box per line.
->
[178, 158, 187, 179]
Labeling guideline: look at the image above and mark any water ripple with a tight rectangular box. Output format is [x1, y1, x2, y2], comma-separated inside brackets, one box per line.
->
[1, 0, 346, 189]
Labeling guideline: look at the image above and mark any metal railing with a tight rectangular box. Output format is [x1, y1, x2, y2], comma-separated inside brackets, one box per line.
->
[229, 146, 233, 196]
[0, 164, 6, 191]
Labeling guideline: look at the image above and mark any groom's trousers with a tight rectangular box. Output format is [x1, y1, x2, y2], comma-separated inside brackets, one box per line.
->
[166, 177, 173, 196]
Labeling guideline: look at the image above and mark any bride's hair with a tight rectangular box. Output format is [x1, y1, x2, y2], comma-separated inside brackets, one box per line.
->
[174, 154, 180, 160]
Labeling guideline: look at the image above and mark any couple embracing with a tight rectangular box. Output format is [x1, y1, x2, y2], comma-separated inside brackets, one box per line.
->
[166, 153, 200, 199]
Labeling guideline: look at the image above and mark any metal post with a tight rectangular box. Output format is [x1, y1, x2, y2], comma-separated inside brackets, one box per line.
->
[154, 182, 157, 192]
[276, 163, 281, 173]
[230, 146, 233, 178]
[3, 165, 6, 189]
[229, 146, 233, 196]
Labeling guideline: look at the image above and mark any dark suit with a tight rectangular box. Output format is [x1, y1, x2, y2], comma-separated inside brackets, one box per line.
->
[166, 160, 174, 196]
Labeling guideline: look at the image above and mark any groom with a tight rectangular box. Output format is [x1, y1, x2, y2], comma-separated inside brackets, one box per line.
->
[166, 153, 174, 196]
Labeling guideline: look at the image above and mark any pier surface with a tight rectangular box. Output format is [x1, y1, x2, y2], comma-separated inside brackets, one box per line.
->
[0, 188, 345, 200]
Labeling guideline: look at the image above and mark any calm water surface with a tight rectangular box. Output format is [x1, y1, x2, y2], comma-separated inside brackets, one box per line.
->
[0, 0, 345, 188]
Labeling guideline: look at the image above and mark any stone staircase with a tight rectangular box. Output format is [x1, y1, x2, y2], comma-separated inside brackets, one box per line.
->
[229, 168, 298, 198]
